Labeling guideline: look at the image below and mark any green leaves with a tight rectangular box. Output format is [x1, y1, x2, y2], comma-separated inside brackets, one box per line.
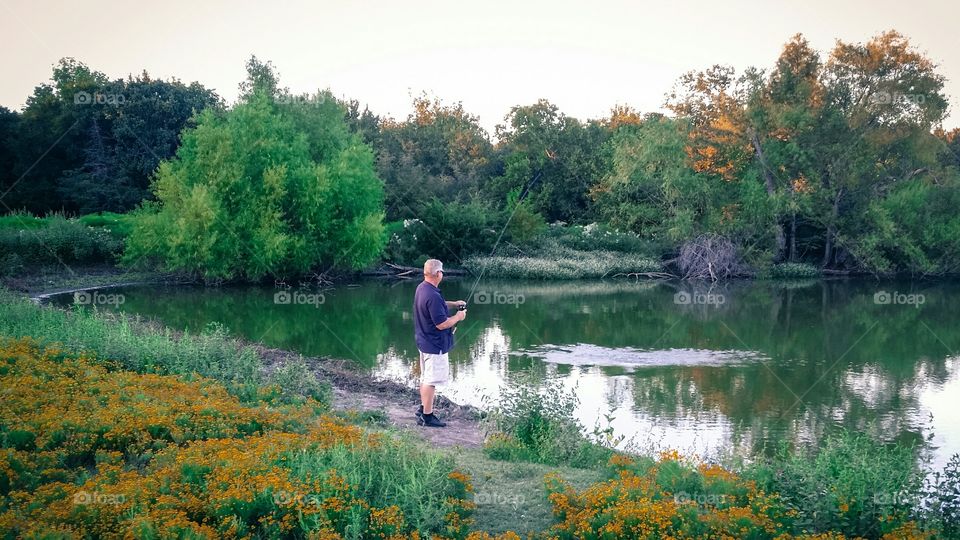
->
[124, 80, 385, 281]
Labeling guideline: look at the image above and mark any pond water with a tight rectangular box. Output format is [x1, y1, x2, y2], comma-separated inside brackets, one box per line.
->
[54, 278, 960, 467]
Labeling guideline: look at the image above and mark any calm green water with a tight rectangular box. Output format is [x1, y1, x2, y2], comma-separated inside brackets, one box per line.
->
[56, 278, 960, 466]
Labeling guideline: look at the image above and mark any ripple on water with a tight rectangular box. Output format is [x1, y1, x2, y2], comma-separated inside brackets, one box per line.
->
[512, 343, 769, 369]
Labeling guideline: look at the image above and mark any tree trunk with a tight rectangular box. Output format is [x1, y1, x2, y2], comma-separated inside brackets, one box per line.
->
[789, 212, 797, 262]
[749, 132, 786, 261]
[821, 189, 842, 268]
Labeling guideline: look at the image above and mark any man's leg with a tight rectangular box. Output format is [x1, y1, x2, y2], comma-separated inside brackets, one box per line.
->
[420, 383, 435, 415]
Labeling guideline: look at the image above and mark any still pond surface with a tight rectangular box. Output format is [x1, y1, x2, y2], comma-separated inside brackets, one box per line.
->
[56, 278, 960, 466]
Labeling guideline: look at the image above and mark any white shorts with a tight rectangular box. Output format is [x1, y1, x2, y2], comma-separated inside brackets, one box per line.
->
[419, 351, 450, 386]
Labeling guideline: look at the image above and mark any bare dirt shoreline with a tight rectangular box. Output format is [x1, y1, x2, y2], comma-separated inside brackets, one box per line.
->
[253, 342, 485, 449]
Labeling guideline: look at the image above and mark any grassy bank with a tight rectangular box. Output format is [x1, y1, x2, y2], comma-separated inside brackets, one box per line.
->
[0, 289, 327, 404]
[478, 373, 959, 539]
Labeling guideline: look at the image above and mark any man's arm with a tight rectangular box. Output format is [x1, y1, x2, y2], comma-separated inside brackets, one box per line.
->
[435, 309, 465, 330]
[431, 297, 466, 331]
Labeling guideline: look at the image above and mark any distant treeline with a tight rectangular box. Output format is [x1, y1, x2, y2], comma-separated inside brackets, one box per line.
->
[2, 30, 960, 275]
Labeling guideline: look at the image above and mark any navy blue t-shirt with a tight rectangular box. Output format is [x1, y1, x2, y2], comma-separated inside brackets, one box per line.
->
[413, 281, 453, 354]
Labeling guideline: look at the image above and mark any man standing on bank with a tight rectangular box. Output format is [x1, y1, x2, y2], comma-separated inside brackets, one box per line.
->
[413, 259, 467, 427]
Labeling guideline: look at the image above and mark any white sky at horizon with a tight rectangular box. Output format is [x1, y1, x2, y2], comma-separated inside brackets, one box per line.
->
[1, 0, 958, 135]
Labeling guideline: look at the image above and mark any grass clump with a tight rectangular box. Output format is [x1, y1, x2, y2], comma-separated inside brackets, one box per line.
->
[466, 247, 662, 280]
[482, 375, 613, 468]
[76, 211, 137, 239]
[0, 210, 47, 230]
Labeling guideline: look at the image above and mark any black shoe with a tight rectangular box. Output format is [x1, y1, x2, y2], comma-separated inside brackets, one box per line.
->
[415, 405, 424, 421]
[419, 412, 446, 428]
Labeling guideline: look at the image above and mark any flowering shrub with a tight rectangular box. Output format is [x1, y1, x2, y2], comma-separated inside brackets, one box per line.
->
[541, 452, 930, 540]
[0, 338, 473, 539]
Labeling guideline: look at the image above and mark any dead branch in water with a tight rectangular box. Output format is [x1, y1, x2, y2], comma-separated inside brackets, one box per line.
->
[612, 271, 675, 280]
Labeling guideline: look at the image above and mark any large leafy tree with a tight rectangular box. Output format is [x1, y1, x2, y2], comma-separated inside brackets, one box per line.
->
[0, 107, 19, 207]
[489, 99, 610, 224]
[3, 59, 104, 214]
[376, 95, 493, 219]
[0, 59, 220, 214]
[657, 31, 954, 273]
[813, 31, 949, 269]
[124, 61, 385, 280]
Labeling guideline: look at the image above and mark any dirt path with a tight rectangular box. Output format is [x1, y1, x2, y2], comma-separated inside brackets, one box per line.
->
[253, 344, 486, 449]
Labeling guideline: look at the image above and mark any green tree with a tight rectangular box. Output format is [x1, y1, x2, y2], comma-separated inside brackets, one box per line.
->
[0, 107, 19, 208]
[2, 59, 220, 214]
[376, 95, 493, 219]
[125, 62, 385, 280]
[489, 99, 609, 224]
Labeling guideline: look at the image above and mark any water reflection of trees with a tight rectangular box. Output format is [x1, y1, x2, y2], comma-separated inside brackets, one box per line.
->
[474, 279, 958, 455]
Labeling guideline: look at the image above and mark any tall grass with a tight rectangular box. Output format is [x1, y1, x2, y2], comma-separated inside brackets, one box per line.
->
[285, 437, 467, 534]
[0, 210, 47, 230]
[466, 247, 662, 280]
[0, 289, 328, 404]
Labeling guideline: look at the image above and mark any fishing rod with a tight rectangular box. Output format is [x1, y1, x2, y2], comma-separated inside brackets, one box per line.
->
[464, 149, 555, 305]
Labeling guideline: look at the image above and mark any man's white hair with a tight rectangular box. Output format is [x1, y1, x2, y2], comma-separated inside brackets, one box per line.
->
[424, 259, 443, 276]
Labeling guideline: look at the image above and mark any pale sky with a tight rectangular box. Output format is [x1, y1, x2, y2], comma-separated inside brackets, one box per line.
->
[2, 0, 958, 134]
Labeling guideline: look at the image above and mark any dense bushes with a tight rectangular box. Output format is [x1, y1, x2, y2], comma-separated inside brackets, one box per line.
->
[0, 214, 123, 274]
[744, 432, 943, 539]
